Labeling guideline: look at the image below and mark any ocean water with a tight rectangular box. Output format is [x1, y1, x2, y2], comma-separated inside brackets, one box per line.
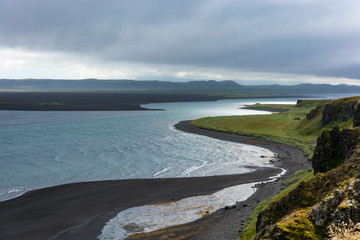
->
[0, 98, 298, 201]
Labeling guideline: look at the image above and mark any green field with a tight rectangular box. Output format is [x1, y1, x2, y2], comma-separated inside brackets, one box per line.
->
[191, 99, 355, 158]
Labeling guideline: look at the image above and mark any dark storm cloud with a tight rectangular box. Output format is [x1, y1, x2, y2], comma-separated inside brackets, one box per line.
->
[0, 0, 359, 79]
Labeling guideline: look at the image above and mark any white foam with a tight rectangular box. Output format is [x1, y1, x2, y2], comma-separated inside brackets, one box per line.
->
[0, 187, 32, 201]
[180, 162, 208, 177]
[269, 167, 287, 180]
[153, 167, 171, 177]
[98, 182, 257, 240]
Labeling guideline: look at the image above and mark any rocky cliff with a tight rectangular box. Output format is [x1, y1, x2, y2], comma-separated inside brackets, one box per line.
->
[306, 97, 360, 126]
[312, 126, 360, 174]
[321, 98, 359, 125]
[254, 133, 360, 239]
[251, 96, 360, 240]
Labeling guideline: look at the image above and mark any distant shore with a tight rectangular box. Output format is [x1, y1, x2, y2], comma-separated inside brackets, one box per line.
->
[0, 91, 224, 111]
[0, 120, 309, 240]
[0, 91, 308, 111]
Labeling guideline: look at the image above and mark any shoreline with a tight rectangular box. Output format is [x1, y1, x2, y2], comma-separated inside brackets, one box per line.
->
[0, 91, 309, 111]
[0, 169, 282, 240]
[242, 105, 289, 112]
[140, 120, 309, 240]
[0, 121, 309, 240]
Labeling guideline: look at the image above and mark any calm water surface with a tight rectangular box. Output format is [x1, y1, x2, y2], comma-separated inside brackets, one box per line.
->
[0, 97, 320, 201]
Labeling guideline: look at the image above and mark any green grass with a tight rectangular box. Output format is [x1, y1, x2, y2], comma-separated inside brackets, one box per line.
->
[191, 96, 360, 240]
[190, 96, 360, 239]
[35, 102, 64, 107]
[191, 99, 349, 158]
[283, 168, 313, 187]
[245, 103, 294, 112]
[191, 97, 356, 239]
[240, 169, 314, 240]
[0, 102, 12, 105]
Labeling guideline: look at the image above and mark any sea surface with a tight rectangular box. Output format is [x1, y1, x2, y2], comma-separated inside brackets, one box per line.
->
[0, 95, 355, 202]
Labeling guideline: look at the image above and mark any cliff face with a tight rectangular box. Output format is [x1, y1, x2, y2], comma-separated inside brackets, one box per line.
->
[312, 126, 360, 174]
[321, 98, 359, 125]
[353, 104, 360, 127]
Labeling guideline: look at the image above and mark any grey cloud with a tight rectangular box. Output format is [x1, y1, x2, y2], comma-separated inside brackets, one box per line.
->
[0, 0, 359, 79]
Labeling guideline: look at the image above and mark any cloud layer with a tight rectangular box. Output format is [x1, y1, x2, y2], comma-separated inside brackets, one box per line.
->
[0, 0, 359, 82]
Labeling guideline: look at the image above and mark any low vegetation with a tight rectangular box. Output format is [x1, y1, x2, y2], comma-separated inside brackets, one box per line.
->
[35, 102, 64, 107]
[192, 98, 358, 158]
[328, 221, 360, 240]
[244, 103, 294, 112]
[240, 169, 313, 240]
[191, 96, 360, 240]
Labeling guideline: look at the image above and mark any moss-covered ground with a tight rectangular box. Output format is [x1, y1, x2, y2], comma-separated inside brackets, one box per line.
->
[240, 169, 313, 240]
[275, 210, 318, 240]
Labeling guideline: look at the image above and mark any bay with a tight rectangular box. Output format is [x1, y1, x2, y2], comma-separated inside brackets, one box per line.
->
[0, 97, 299, 201]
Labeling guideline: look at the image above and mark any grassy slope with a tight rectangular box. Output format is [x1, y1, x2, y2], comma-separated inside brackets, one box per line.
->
[191, 96, 360, 239]
[240, 169, 314, 240]
[244, 103, 295, 112]
[192, 99, 355, 158]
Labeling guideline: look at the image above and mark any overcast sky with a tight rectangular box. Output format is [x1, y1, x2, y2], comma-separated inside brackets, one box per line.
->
[0, 0, 359, 85]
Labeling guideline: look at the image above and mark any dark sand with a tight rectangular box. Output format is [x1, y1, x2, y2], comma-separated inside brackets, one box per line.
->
[129, 121, 310, 240]
[0, 121, 309, 240]
[0, 170, 280, 240]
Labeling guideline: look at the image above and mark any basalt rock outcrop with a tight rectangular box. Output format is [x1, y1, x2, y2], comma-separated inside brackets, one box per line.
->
[306, 105, 322, 120]
[353, 103, 360, 127]
[306, 98, 360, 124]
[311, 126, 360, 174]
[322, 99, 358, 125]
[253, 141, 360, 240]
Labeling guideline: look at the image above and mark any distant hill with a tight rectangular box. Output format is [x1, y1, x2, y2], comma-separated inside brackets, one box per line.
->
[0, 79, 239, 91]
[1, 79, 360, 94]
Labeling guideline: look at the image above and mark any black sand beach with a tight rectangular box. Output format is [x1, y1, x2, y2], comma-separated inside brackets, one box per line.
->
[0, 169, 281, 240]
[171, 121, 309, 240]
[0, 121, 309, 240]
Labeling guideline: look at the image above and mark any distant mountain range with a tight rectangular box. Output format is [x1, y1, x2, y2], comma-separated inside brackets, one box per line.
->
[1, 79, 360, 94]
[0, 79, 239, 91]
